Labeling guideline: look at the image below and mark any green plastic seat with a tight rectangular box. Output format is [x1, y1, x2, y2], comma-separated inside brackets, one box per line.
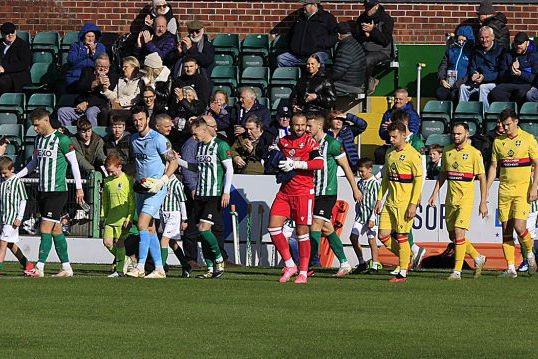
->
[519, 122, 538, 139]
[270, 86, 292, 105]
[92, 126, 110, 138]
[0, 93, 26, 116]
[453, 101, 484, 136]
[32, 50, 55, 64]
[240, 66, 269, 94]
[271, 98, 290, 116]
[227, 96, 237, 107]
[421, 115, 451, 140]
[32, 31, 60, 54]
[65, 125, 77, 134]
[214, 54, 234, 67]
[425, 133, 452, 147]
[3, 144, 18, 155]
[257, 97, 269, 108]
[61, 31, 79, 51]
[270, 34, 288, 55]
[423, 100, 453, 116]
[212, 34, 240, 57]
[0, 112, 19, 124]
[17, 31, 31, 43]
[212, 85, 233, 98]
[271, 67, 300, 87]
[210, 66, 238, 87]
[241, 34, 269, 57]
[0, 124, 24, 147]
[240, 54, 264, 69]
[22, 63, 57, 91]
[485, 102, 518, 131]
[27, 93, 56, 113]
[519, 102, 538, 121]
[454, 101, 483, 117]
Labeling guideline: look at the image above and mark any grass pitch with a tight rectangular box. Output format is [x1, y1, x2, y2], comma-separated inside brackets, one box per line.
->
[1, 263, 537, 358]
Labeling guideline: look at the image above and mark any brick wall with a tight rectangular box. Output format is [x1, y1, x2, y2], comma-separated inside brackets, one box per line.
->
[2, 1, 538, 44]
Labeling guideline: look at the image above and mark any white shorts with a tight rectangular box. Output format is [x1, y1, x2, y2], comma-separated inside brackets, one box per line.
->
[0, 224, 19, 243]
[159, 211, 183, 240]
[282, 220, 297, 240]
[351, 221, 380, 245]
[527, 211, 538, 239]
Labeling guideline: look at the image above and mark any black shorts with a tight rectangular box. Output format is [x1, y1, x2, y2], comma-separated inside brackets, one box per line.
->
[313, 195, 337, 222]
[38, 191, 68, 222]
[193, 196, 220, 225]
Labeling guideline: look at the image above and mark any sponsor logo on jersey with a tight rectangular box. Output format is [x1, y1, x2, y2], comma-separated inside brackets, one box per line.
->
[117, 182, 123, 190]
[508, 149, 514, 157]
[135, 153, 148, 160]
[226, 150, 231, 157]
[452, 162, 459, 169]
[196, 155, 213, 163]
[36, 149, 56, 157]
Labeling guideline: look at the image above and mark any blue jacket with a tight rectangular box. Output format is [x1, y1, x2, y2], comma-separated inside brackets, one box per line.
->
[180, 136, 198, 193]
[65, 23, 106, 86]
[437, 26, 474, 86]
[499, 42, 538, 85]
[468, 42, 505, 83]
[379, 102, 420, 142]
[262, 149, 296, 184]
[328, 113, 367, 171]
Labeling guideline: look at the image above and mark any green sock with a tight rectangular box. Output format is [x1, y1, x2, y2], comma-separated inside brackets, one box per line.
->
[327, 231, 347, 263]
[200, 230, 222, 261]
[408, 231, 414, 247]
[0, 262, 3, 270]
[309, 231, 321, 265]
[107, 245, 117, 257]
[161, 247, 168, 265]
[38, 233, 53, 263]
[201, 241, 214, 268]
[115, 247, 126, 273]
[53, 233, 69, 263]
[172, 245, 189, 267]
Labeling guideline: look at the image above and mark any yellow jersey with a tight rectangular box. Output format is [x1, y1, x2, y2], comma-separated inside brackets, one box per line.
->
[378, 143, 423, 207]
[492, 129, 538, 192]
[101, 172, 135, 226]
[442, 143, 485, 206]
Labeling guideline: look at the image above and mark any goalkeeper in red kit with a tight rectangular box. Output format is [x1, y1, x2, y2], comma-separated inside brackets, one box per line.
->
[268, 113, 324, 284]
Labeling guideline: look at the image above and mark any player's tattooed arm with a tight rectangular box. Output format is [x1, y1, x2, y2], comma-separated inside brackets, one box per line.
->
[163, 150, 179, 178]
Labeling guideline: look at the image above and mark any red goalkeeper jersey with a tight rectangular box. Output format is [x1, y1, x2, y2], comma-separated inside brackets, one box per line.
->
[278, 133, 321, 195]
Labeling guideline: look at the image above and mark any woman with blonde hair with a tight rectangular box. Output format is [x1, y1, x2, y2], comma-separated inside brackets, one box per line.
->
[141, 53, 171, 111]
[102, 56, 143, 109]
[169, 86, 205, 129]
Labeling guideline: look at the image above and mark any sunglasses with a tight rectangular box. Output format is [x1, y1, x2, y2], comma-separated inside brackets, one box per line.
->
[155, 4, 167, 9]
[189, 29, 202, 34]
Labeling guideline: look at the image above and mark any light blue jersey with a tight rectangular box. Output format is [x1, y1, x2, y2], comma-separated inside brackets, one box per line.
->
[131, 130, 171, 181]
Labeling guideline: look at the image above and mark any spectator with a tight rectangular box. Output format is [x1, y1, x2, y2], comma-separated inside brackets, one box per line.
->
[354, 0, 394, 95]
[327, 111, 368, 172]
[231, 87, 271, 135]
[140, 87, 163, 127]
[169, 20, 215, 79]
[0, 22, 31, 94]
[476, 0, 510, 50]
[135, 15, 176, 65]
[269, 106, 292, 139]
[459, 26, 504, 113]
[470, 117, 504, 171]
[277, 0, 337, 67]
[141, 53, 171, 112]
[59, 53, 119, 126]
[330, 22, 366, 94]
[103, 116, 134, 176]
[171, 56, 212, 105]
[379, 88, 419, 141]
[231, 115, 276, 175]
[154, 113, 183, 153]
[143, 0, 178, 36]
[289, 54, 336, 114]
[427, 144, 443, 180]
[71, 118, 107, 176]
[65, 23, 106, 92]
[207, 90, 233, 135]
[436, 26, 475, 102]
[102, 56, 144, 110]
[169, 86, 205, 130]
[0, 138, 8, 156]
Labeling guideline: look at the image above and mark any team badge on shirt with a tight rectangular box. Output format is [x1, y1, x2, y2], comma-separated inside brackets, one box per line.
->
[289, 149, 296, 156]
[516, 140, 521, 146]
[299, 143, 305, 149]
[390, 163, 397, 171]
[508, 149, 514, 157]
[117, 182, 123, 190]
[399, 154, 406, 161]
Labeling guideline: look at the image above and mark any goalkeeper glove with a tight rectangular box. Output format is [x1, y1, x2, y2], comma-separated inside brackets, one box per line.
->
[278, 158, 307, 172]
[142, 175, 170, 193]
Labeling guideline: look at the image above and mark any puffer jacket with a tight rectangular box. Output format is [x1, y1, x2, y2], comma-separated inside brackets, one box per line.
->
[354, 5, 394, 57]
[331, 35, 366, 93]
[379, 102, 420, 142]
[437, 26, 475, 88]
[483, 12, 510, 50]
[287, 6, 338, 58]
[289, 70, 336, 113]
[498, 41, 538, 85]
[65, 23, 106, 86]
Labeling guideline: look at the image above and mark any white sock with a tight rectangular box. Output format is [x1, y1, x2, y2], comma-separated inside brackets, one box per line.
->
[36, 262, 45, 271]
[61, 262, 72, 272]
[207, 266, 213, 273]
[155, 265, 164, 271]
[136, 263, 145, 271]
[528, 252, 535, 260]
[399, 269, 408, 277]
[372, 261, 380, 269]
[453, 271, 461, 275]
[299, 270, 307, 276]
[411, 244, 420, 255]
[284, 258, 295, 267]
[508, 264, 516, 271]
[340, 261, 349, 267]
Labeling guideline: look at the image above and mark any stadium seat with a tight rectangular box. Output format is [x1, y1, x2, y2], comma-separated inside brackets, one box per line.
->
[519, 122, 538, 139]
[425, 133, 451, 147]
[27, 93, 56, 113]
[92, 126, 110, 138]
[485, 102, 517, 131]
[65, 125, 77, 134]
[17, 31, 31, 44]
[452, 101, 483, 136]
[212, 34, 240, 57]
[32, 50, 55, 64]
[0, 93, 26, 119]
[214, 54, 234, 67]
[421, 100, 452, 139]
[270, 86, 292, 105]
[227, 96, 237, 107]
[0, 124, 24, 148]
[61, 31, 79, 51]
[56, 94, 78, 108]
[257, 97, 270, 109]
[23, 63, 58, 91]
[212, 85, 233, 98]
[271, 98, 289, 116]
[210, 65, 238, 88]
[240, 54, 264, 69]
[269, 34, 288, 67]
[240, 66, 269, 95]
[32, 31, 60, 54]
[241, 34, 269, 57]
[271, 67, 300, 88]
[24, 143, 34, 163]
[519, 102, 538, 121]
[0, 112, 19, 124]
[423, 100, 453, 116]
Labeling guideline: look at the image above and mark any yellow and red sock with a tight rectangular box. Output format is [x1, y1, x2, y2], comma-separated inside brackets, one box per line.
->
[454, 238, 467, 272]
[396, 234, 410, 271]
[380, 235, 399, 256]
[502, 234, 516, 266]
[518, 229, 533, 257]
[465, 240, 480, 260]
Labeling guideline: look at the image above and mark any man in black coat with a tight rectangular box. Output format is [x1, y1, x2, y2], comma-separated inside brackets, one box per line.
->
[0, 22, 31, 93]
[231, 87, 272, 137]
[331, 22, 366, 94]
[170, 56, 212, 106]
[277, 0, 338, 67]
[354, 0, 394, 94]
[477, 0, 510, 50]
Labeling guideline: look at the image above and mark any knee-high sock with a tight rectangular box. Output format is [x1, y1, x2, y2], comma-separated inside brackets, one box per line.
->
[52, 233, 69, 263]
[297, 233, 311, 272]
[148, 232, 163, 268]
[380, 235, 399, 257]
[10, 246, 28, 267]
[502, 235, 516, 266]
[466, 240, 480, 260]
[518, 229, 534, 258]
[396, 234, 410, 271]
[38, 233, 53, 263]
[454, 238, 467, 272]
[201, 241, 214, 268]
[268, 227, 292, 262]
[309, 231, 321, 265]
[408, 231, 414, 247]
[107, 245, 117, 257]
[200, 230, 222, 261]
[172, 244, 188, 267]
[327, 231, 347, 264]
[161, 248, 168, 265]
[138, 230, 151, 265]
[115, 247, 126, 273]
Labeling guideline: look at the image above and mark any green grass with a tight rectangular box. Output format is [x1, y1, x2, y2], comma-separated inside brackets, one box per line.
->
[1, 263, 537, 358]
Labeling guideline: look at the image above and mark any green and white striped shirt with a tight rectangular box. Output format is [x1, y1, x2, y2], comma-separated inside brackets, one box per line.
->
[161, 175, 187, 212]
[195, 137, 232, 197]
[0, 176, 28, 224]
[314, 134, 346, 196]
[354, 176, 380, 225]
[531, 199, 538, 214]
[33, 130, 74, 192]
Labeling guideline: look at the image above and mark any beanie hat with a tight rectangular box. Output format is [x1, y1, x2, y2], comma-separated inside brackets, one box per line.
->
[144, 52, 163, 68]
[477, 0, 496, 16]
